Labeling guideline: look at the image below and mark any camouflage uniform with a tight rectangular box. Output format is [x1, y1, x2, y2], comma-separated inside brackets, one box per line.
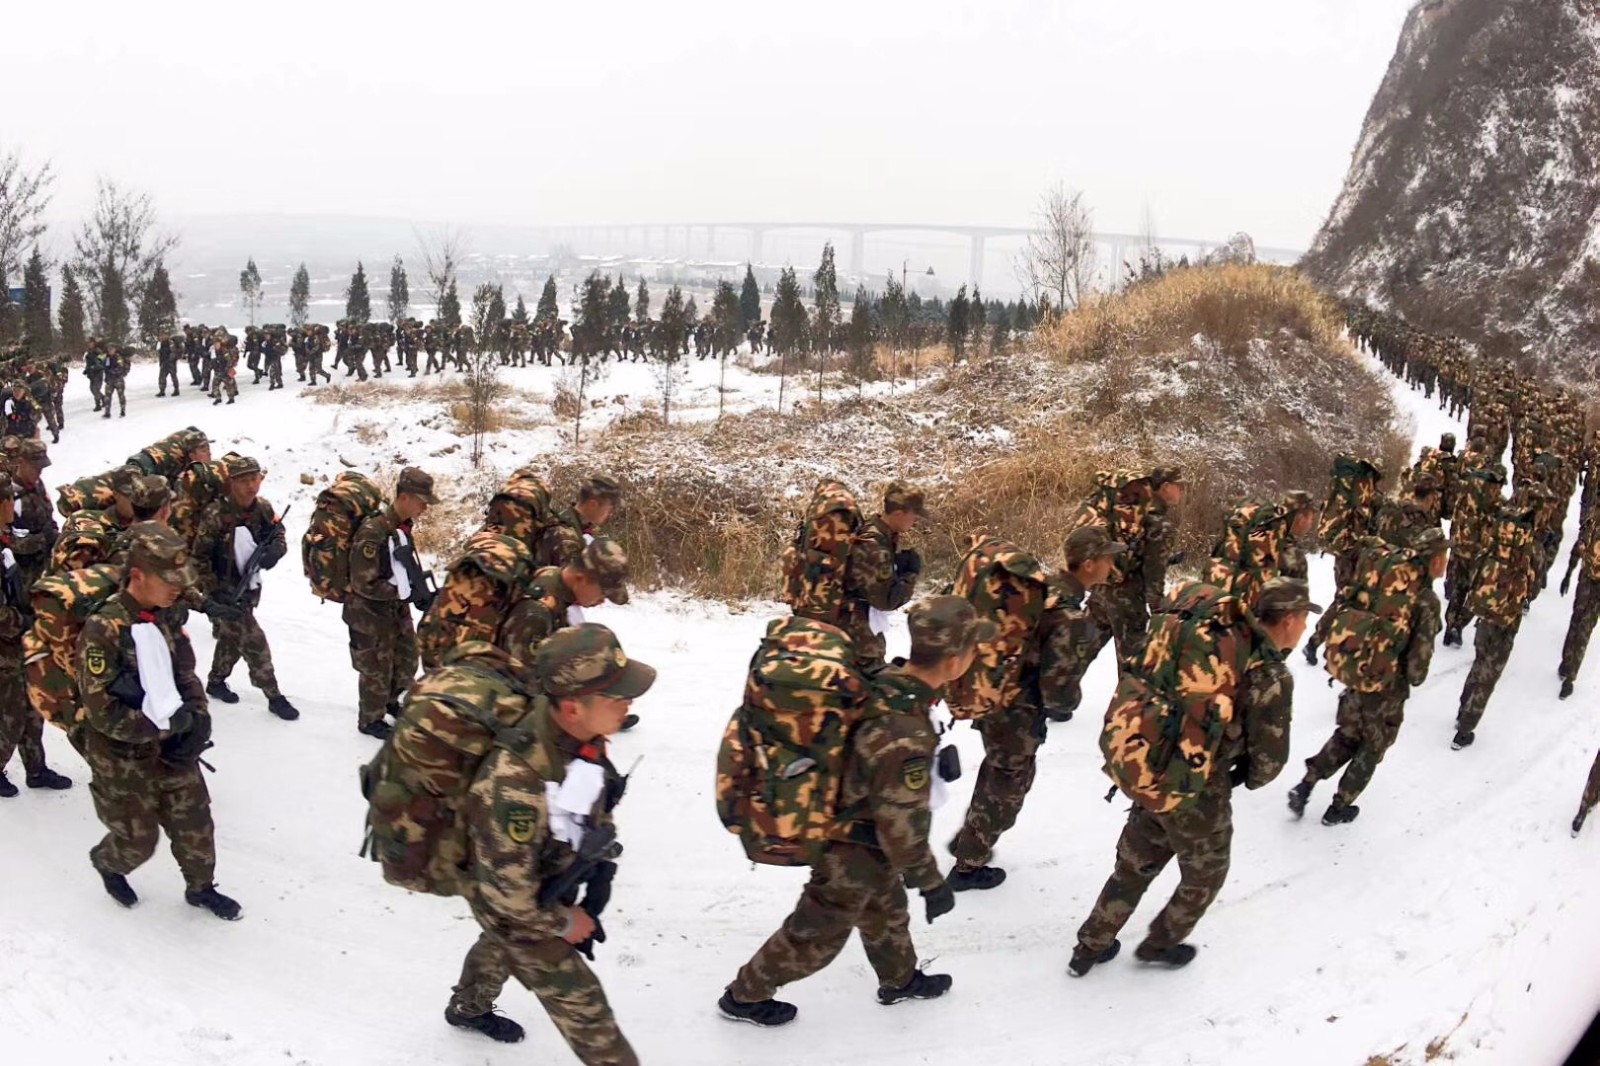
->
[1559, 511, 1600, 687]
[1071, 470, 1179, 675]
[50, 474, 168, 574]
[157, 334, 183, 397]
[417, 534, 537, 670]
[191, 463, 287, 699]
[10, 439, 59, 589]
[839, 515, 918, 669]
[1445, 457, 1506, 638]
[449, 625, 653, 1066]
[25, 562, 125, 754]
[101, 346, 129, 417]
[1455, 495, 1541, 740]
[0, 475, 45, 783]
[84, 344, 107, 411]
[209, 341, 240, 405]
[1307, 456, 1385, 657]
[537, 476, 628, 605]
[345, 504, 423, 730]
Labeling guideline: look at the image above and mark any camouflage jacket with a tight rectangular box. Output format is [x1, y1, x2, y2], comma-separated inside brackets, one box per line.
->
[127, 433, 192, 484]
[192, 495, 283, 603]
[51, 507, 132, 575]
[76, 589, 206, 747]
[465, 703, 622, 946]
[1567, 512, 1600, 584]
[348, 504, 408, 604]
[417, 532, 534, 669]
[25, 563, 126, 725]
[1450, 467, 1502, 557]
[1212, 633, 1294, 793]
[840, 516, 915, 632]
[535, 505, 588, 570]
[1279, 532, 1309, 582]
[1028, 572, 1098, 716]
[12, 475, 58, 582]
[1374, 496, 1439, 549]
[831, 664, 942, 891]
[1467, 504, 1539, 625]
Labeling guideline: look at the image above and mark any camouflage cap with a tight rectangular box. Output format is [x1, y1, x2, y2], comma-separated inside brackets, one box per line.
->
[108, 465, 141, 496]
[0, 435, 21, 458]
[1411, 469, 1441, 493]
[1063, 525, 1128, 568]
[1410, 526, 1448, 556]
[537, 623, 657, 700]
[1254, 577, 1322, 617]
[182, 427, 210, 450]
[1148, 466, 1186, 487]
[226, 455, 263, 479]
[1439, 432, 1457, 453]
[125, 521, 197, 587]
[131, 475, 171, 511]
[883, 481, 928, 516]
[578, 474, 623, 504]
[574, 536, 629, 594]
[396, 466, 439, 504]
[908, 595, 998, 657]
[17, 438, 50, 467]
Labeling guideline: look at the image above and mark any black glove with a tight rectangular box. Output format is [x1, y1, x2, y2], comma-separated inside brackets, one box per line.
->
[410, 588, 437, 615]
[575, 913, 607, 961]
[202, 595, 244, 621]
[1227, 759, 1250, 788]
[922, 881, 956, 924]
[1561, 575, 1572, 597]
[259, 539, 287, 570]
[936, 745, 961, 783]
[107, 666, 147, 709]
[1043, 682, 1082, 723]
[580, 861, 618, 919]
[893, 549, 923, 578]
[161, 709, 211, 763]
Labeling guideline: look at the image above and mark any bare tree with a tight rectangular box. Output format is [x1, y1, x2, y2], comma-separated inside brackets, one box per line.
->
[0, 148, 54, 284]
[1016, 183, 1097, 312]
[414, 225, 468, 313]
[464, 283, 507, 468]
[71, 178, 178, 328]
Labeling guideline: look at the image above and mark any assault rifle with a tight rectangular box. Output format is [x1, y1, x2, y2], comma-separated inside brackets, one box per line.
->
[226, 505, 290, 607]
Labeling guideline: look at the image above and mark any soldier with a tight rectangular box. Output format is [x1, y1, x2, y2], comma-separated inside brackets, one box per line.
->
[75, 523, 240, 919]
[191, 455, 298, 721]
[0, 470, 72, 796]
[445, 624, 655, 1061]
[1452, 487, 1544, 749]
[1069, 578, 1311, 977]
[262, 326, 286, 390]
[1558, 508, 1600, 700]
[1203, 491, 1315, 606]
[1276, 490, 1316, 581]
[102, 343, 130, 418]
[185, 326, 207, 388]
[1443, 447, 1505, 646]
[47, 356, 67, 435]
[52, 470, 171, 574]
[538, 475, 624, 571]
[1305, 455, 1386, 665]
[210, 337, 240, 405]
[345, 467, 437, 739]
[948, 527, 1121, 890]
[85, 339, 108, 412]
[719, 597, 991, 1027]
[1374, 470, 1443, 548]
[26, 366, 59, 443]
[835, 482, 925, 669]
[10, 437, 59, 589]
[306, 324, 333, 385]
[4, 380, 38, 438]
[342, 323, 369, 381]
[157, 331, 184, 397]
[1288, 527, 1446, 825]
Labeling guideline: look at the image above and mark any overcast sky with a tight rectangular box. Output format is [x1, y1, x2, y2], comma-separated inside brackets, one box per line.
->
[7, 0, 1415, 250]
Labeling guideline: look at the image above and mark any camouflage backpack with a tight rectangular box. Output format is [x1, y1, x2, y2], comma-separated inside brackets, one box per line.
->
[715, 616, 871, 867]
[1317, 455, 1383, 551]
[416, 532, 534, 669]
[945, 535, 1052, 721]
[1099, 581, 1251, 814]
[22, 563, 125, 728]
[127, 428, 200, 483]
[778, 480, 863, 624]
[359, 644, 553, 896]
[302, 471, 385, 603]
[55, 469, 119, 519]
[1203, 498, 1283, 603]
[1321, 539, 1425, 693]
[1068, 471, 1150, 584]
[485, 467, 561, 548]
[170, 456, 236, 546]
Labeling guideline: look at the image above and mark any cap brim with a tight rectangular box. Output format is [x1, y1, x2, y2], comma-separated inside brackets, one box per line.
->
[605, 585, 631, 606]
[1304, 600, 1324, 615]
[602, 658, 656, 700]
[35, 455, 51, 468]
[1103, 541, 1128, 556]
[968, 618, 1000, 645]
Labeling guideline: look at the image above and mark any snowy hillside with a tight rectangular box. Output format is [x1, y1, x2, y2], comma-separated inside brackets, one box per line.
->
[3, 356, 1599, 1066]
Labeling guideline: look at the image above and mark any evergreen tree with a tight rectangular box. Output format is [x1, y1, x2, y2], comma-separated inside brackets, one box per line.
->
[946, 285, 971, 364]
[138, 261, 179, 345]
[846, 287, 878, 394]
[22, 248, 52, 358]
[97, 258, 130, 343]
[572, 272, 613, 361]
[439, 278, 462, 328]
[709, 280, 742, 418]
[0, 269, 15, 345]
[607, 276, 631, 336]
[512, 294, 529, 325]
[57, 264, 86, 353]
[289, 263, 311, 329]
[739, 263, 761, 332]
[238, 257, 263, 325]
[811, 242, 840, 354]
[634, 277, 651, 323]
[345, 261, 372, 324]
[658, 284, 690, 359]
[388, 255, 409, 323]
[536, 275, 560, 322]
[769, 266, 808, 413]
[990, 302, 1012, 354]
[970, 286, 987, 354]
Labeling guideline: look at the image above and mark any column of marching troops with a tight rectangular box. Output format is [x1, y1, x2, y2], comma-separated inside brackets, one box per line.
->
[2, 301, 1600, 1066]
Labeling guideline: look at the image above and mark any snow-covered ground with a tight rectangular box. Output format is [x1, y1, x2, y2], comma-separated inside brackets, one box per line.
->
[3, 354, 1597, 1066]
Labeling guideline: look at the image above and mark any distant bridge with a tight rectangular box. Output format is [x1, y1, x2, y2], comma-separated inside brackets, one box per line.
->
[525, 221, 1304, 289]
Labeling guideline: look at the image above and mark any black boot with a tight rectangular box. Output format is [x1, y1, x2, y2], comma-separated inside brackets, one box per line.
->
[1443, 627, 1461, 647]
[1134, 942, 1198, 968]
[1451, 730, 1475, 750]
[1321, 800, 1360, 826]
[444, 1004, 525, 1043]
[0, 771, 16, 797]
[26, 767, 72, 790]
[1561, 679, 1575, 700]
[267, 695, 300, 721]
[185, 884, 242, 920]
[100, 869, 138, 907]
[359, 719, 392, 740]
[1575, 807, 1590, 837]
[948, 865, 1007, 892]
[877, 969, 952, 1005]
[1287, 780, 1313, 819]
[1068, 938, 1121, 978]
[206, 679, 240, 704]
[718, 989, 797, 1027]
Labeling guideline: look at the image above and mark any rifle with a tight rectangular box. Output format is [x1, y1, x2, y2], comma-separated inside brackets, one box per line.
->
[537, 821, 618, 961]
[226, 504, 291, 607]
[393, 536, 438, 613]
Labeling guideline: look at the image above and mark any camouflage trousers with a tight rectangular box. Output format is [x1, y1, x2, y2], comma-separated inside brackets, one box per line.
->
[1580, 747, 1600, 815]
[1444, 551, 1480, 632]
[729, 841, 916, 1002]
[951, 700, 1043, 869]
[84, 729, 215, 890]
[1456, 617, 1522, 735]
[101, 378, 126, 415]
[1310, 549, 1362, 650]
[158, 360, 181, 396]
[87, 373, 105, 410]
[1559, 573, 1600, 683]
[842, 610, 887, 671]
[1085, 577, 1151, 675]
[0, 655, 44, 776]
[1075, 782, 1233, 955]
[306, 352, 331, 384]
[343, 596, 417, 728]
[451, 927, 638, 1066]
[265, 354, 283, 389]
[209, 610, 282, 699]
[1302, 687, 1407, 806]
[210, 371, 238, 403]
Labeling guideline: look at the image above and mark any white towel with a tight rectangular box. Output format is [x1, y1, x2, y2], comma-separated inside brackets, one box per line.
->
[130, 622, 183, 730]
[544, 759, 608, 849]
[566, 605, 586, 626]
[232, 526, 261, 590]
[1, 547, 14, 571]
[928, 701, 956, 812]
[868, 607, 893, 637]
[388, 528, 413, 601]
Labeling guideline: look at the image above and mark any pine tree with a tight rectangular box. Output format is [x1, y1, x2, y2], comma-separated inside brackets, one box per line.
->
[289, 263, 311, 329]
[536, 275, 559, 323]
[388, 255, 410, 323]
[658, 284, 689, 360]
[635, 277, 651, 323]
[345, 261, 372, 324]
[739, 263, 761, 332]
[0, 269, 16, 345]
[438, 278, 462, 328]
[846, 287, 877, 394]
[58, 265, 86, 353]
[607, 277, 631, 343]
[710, 279, 741, 419]
[572, 272, 612, 361]
[770, 266, 808, 414]
[138, 261, 178, 345]
[970, 286, 987, 355]
[811, 243, 840, 406]
[512, 294, 529, 325]
[947, 285, 971, 364]
[879, 274, 908, 389]
[238, 257, 263, 326]
[98, 258, 130, 343]
[22, 248, 52, 358]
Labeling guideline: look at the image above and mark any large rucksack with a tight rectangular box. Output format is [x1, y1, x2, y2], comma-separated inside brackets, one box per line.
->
[170, 456, 237, 546]
[1204, 497, 1283, 604]
[1318, 455, 1383, 551]
[127, 428, 200, 483]
[484, 467, 560, 547]
[416, 532, 534, 669]
[1100, 581, 1251, 814]
[777, 480, 863, 624]
[715, 616, 871, 867]
[22, 563, 125, 728]
[945, 536, 1051, 721]
[55, 469, 119, 519]
[1068, 471, 1150, 584]
[1321, 539, 1425, 693]
[359, 646, 551, 896]
[302, 471, 385, 602]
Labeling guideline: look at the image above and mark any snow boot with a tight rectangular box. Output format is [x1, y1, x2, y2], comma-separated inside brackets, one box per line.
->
[267, 695, 300, 721]
[948, 865, 1007, 892]
[359, 719, 392, 740]
[1287, 781, 1313, 819]
[718, 990, 797, 1027]
[877, 969, 952, 1005]
[0, 771, 16, 797]
[185, 884, 242, 921]
[1561, 679, 1575, 700]
[100, 870, 138, 907]
[26, 767, 72, 790]
[1321, 800, 1360, 826]
[1068, 939, 1121, 978]
[206, 679, 240, 704]
[444, 1005, 525, 1043]
[1134, 942, 1198, 968]
[1451, 730, 1475, 750]
[1443, 626, 1462, 647]
[1574, 807, 1590, 837]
